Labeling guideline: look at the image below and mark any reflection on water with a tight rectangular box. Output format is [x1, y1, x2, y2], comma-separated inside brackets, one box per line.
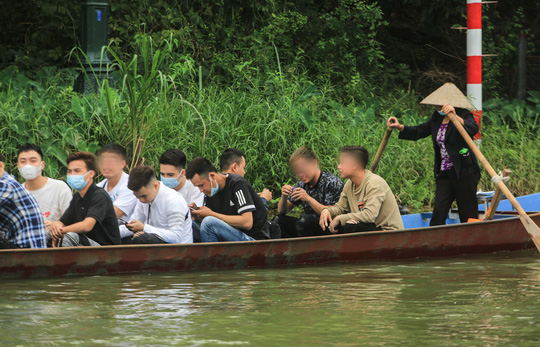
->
[1, 251, 539, 345]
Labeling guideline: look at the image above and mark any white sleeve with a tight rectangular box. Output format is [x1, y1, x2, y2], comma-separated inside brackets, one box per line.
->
[144, 195, 193, 244]
[192, 189, 205, 208]
[113, 187, 138, 218]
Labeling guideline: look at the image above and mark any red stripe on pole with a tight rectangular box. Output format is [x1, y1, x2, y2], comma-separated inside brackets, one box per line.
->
[473, 110, 482, 140]
[467, 3, 482, 29]
[467, 56, 482, 83]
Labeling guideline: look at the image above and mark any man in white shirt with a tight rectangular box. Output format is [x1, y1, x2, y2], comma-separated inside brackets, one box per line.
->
[120, 165, 193, 244]
[97, 144, 137, 240]
[17, 143, 72, 225]
[159, 149, 204, 207]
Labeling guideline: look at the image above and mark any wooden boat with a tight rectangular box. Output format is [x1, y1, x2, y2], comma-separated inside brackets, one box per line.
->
[1, 212, 539, 280]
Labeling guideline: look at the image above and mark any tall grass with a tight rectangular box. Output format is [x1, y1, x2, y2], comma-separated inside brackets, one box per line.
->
[1, 37, 539, 212]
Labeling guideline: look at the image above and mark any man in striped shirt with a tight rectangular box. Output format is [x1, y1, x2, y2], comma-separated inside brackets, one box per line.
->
[186, 157, 270, 242]
[0, 153, 47, 249]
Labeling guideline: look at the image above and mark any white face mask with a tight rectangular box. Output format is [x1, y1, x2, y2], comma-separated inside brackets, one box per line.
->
[19, 164, 42, 181]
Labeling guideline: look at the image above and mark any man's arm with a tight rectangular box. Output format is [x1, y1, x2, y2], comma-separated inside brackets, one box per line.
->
[338, 185, 386, 225]
[211, 210, 253, 230]
[277, 184, 295, 214]
[61, 217, 97, 234]
[114, 206, 127, 220]
[290, 188, 332, 215]
[326, 189, 350, 218]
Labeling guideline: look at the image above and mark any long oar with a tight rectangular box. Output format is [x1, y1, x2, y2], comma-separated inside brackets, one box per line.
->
[448, 112, 540, 252]
[370, 126, 393, 173]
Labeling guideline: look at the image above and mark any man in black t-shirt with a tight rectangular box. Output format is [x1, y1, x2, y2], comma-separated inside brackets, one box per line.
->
[49, 152, 121, 246]
[186, 157, 270, 242]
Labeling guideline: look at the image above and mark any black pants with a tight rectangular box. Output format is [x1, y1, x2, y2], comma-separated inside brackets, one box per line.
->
[337, 222, 383, 234]
[272, 214, 330, 238]
[132, 233, 168, 244]
[0, 236, 20, 249]
[431, 169, 481, 226]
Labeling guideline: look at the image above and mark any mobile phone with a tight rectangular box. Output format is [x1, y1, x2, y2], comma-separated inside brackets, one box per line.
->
[289, 187, 297, 201]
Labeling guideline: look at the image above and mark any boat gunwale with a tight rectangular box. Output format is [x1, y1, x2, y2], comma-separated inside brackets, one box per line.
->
[1, 212, 538, 254]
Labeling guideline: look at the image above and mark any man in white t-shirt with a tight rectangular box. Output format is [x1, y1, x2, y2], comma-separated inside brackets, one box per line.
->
[96, 144, 137, 241]
[17, 143, 72, 225]
[159, 149, 204, 206]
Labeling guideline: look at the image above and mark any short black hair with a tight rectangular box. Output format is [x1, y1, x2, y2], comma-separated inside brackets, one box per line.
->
[128, 165, 156, 191]
[340, 146, 369, 169]
[18, 143, 44, 160]
[100, 143, 127, 160]
[185, 157, 218, 180]
[219, 148, 245, 172]
[66, 151, 97, 172]
[159, 149, 187, 170]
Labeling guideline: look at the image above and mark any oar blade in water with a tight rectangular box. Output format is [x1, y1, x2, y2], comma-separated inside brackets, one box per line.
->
[519, 214, 540, 251]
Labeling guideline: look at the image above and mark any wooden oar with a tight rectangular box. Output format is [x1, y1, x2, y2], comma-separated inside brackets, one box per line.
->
[370, 126, 393, 173]
[485, 169, 512, 220]
[448, 112, 540, 252]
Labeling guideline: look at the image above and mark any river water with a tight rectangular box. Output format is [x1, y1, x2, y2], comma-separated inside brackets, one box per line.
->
[1, 251, 539, 346]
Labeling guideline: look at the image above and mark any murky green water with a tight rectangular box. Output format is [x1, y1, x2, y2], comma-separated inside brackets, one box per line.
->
[1, 251, 539, 346]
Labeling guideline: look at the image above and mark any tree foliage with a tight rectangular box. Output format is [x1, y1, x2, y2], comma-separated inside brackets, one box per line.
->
[1, 1, 539, 99]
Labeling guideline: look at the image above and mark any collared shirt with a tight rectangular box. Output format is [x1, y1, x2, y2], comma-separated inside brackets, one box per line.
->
[120, 182, 193, 244]
[289, 171, 344, 215]
[0, 172, 47, 248]
[97, 172, 137, 225]
[60, 183, 121, 245]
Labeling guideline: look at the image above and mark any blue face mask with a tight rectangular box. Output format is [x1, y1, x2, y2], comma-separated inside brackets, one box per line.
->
[210, 177, 220, 197]
[161, 174, 181, 189]
[438, 110, 446, 116]
[67, 172, 90, 191]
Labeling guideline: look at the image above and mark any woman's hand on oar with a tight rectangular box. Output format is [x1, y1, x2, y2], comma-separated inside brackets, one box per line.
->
[387, 117, 404, 131]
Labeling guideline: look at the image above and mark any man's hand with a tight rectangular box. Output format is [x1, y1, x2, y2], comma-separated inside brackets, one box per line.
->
[126, 220, 145, 232]
[290, 188, 310, 202]
[281, 185, 293, 198]
[188, 202, 199, 211]
[49, 221, 64, 239]
[329, 216, 341, 234]
[132, 231, 145, 239]
[441, 103, 455, 116]
[259, 189, 272, 202]
[44, 220, 52, 230]
[190, 206, 214, 219]
[319, 209, 333, 230]
[387, 117, 404, 131]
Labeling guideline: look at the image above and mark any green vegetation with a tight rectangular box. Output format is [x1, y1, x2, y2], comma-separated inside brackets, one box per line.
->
[1, 1, 539, 212]
[1, 35, 539, 213]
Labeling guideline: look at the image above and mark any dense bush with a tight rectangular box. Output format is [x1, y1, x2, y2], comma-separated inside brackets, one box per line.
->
[1, 37, 539, 213]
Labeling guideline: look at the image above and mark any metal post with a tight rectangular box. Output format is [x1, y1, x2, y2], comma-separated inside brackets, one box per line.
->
[75, 0, 113, 95]
[467, 0, 482, 146]
[517, 34, 528, 101]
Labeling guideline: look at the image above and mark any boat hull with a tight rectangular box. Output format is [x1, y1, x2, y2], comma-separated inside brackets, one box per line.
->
[1, 214, 539, 279]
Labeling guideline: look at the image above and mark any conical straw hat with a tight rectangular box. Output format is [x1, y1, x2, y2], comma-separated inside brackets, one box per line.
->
[420, 82, 475, 110]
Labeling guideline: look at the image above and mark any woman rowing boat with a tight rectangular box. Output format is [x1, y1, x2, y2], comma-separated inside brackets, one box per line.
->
[387, 83, 481, 226]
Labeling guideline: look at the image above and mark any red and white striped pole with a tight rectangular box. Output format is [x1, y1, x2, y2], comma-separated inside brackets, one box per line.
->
[467, 0, 482, 143]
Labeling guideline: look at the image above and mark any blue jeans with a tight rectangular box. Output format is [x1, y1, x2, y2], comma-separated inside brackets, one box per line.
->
[200, 216, 254, 242]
